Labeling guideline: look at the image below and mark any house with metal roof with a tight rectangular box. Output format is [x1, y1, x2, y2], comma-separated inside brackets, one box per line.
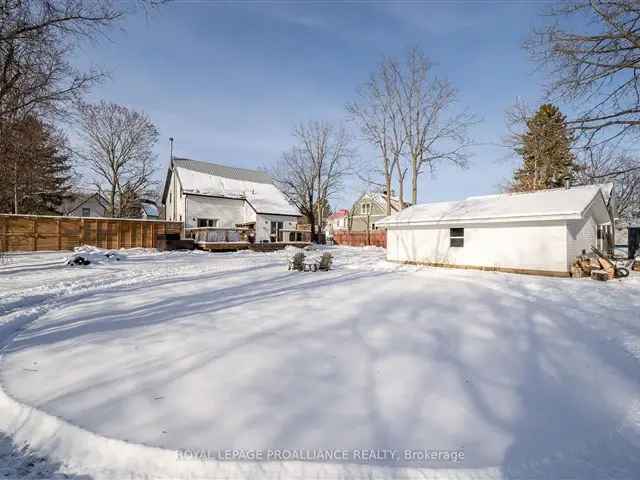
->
[376, 184, 616, 276]
[161, 158, 302, 243]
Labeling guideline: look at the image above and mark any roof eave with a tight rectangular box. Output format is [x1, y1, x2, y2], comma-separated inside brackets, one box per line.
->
[378, 212, 583, 228]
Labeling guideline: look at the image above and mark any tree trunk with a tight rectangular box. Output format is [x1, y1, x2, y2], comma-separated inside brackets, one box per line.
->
[395, 157, 405, 209]
[411, 155, 419, 205]
[13, 159, 18, 214]
[385, 174, 392, 215]
[309, 212, 317, 243]
[110, 183, 117, 218]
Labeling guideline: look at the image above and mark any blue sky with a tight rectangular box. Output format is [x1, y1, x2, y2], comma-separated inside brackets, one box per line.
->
[74, 0, 556, 208]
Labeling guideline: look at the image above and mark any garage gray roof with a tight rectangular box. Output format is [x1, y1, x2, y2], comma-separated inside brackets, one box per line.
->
[172, 158, 272, 184]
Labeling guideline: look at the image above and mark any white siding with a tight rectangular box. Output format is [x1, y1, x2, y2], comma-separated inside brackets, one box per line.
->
[185, 195, 247, 229]
[67, 198, 106, 217]
[255, 214, 300, 242]
[566, 215, 597, 267]
[565, 197, 612, 265]
[165, 170, 186, 222]
[387, 221, 568, 273]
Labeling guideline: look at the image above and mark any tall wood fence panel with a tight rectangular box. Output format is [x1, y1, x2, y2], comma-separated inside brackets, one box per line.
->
[0, 214, 183, 252]
[333, 230, 386, 248]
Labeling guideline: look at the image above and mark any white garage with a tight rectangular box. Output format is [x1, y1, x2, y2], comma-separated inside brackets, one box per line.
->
[376, 184, 616, 277]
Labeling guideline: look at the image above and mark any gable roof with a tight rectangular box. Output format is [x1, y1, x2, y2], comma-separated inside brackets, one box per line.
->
[162, 157, 300, 216]
[60, 192, 107, 215]
[377, 184, 613, 227]
[353, 191, 407, 215]
[173, 158, 273, 184]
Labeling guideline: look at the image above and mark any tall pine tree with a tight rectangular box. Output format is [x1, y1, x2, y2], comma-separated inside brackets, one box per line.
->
[511, 104, 580, 192]
[0, 116, 73, 214]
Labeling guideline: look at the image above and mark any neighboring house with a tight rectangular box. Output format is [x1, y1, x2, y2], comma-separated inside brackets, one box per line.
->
[60, 192, 107, 218]
[377, 184, 616, 277]
[350, 191, 408, 232]
[140, 200, 160, 219]
[325, 209, 349, 238]
[615, 219, 640, 258]
[162, 157, 301, 242]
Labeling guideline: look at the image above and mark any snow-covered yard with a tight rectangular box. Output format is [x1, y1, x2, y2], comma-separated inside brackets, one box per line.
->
[1, 246, 639, 479]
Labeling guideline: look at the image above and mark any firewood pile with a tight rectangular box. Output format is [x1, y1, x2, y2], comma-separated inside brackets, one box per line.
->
[572, 247, 631, 281]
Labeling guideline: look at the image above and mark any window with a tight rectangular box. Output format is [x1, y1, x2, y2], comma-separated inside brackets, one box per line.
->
[197, 218, 218, 228]
[81, 207, 91, 217]
[450, 228, 464, 247]
[361, 203, 371, 215]
[270, 221, 283, 242]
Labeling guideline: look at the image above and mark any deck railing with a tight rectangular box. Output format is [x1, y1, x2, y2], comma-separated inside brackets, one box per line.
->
[185, 227, 249, 244]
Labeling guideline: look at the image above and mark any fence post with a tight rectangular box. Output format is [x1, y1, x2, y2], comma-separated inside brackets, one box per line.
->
[33, 217, 38, 251]
[1, 216, 6, 252]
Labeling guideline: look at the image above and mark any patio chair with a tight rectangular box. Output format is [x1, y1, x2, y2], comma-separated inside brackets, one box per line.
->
[303, 256, 319, 272]
[288, 252, 305, 271]
[318, 252, 333, 271]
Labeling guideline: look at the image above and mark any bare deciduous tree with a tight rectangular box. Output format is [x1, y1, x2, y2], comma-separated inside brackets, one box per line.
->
[391, 48, 476, 205]
[270, 121, 353, 241]
[76, 101, 159, 217]
[579, 145, 640, 219]
[0, 0, 125, 123]
[527, 0, 640, 146]
[347, 58, 406, 215]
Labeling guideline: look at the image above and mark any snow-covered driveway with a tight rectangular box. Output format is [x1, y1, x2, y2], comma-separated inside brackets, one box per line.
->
[1, 247, 639, 479]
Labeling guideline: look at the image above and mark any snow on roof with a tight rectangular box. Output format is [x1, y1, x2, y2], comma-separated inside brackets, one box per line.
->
[141, 202, 159, 217]
[377, 184, 610, 227]
[599, 182, 614, 205]
[174, 158, 300, 216]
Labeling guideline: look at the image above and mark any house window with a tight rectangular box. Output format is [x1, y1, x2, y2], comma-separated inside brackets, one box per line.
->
[197, 218, 218, 227]
[450, 228, 464, 247]
[361, 203, 371, 215]
[81, 207, 91, 217]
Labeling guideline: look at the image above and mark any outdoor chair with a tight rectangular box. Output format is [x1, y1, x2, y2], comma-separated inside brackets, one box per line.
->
[318, 252, 333, 271]
[303, 256, 319, 272]
[288, 252, 305, 271]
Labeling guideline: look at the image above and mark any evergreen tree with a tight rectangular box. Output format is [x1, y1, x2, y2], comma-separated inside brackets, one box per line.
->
[0, 115, 73, 214]
[511, 104, 580, 192]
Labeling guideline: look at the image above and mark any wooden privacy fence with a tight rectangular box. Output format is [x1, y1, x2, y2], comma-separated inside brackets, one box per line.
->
[0, 214, 183, 252]
[333, 230, 386, 248]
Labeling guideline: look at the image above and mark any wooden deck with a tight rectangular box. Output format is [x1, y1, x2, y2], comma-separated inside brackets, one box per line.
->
[196, 241, 310, 252]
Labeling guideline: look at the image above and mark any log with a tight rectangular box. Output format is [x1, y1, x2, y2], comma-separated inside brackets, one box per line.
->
[591, 270, 609, 282]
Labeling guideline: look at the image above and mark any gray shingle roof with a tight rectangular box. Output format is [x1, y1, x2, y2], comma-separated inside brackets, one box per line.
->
[172, 157, 272, 184]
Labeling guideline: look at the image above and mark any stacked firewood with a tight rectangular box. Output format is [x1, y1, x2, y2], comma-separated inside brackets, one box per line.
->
[573, 247, 631, 280]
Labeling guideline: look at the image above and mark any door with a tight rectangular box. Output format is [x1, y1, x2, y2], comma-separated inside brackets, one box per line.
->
[270, 221, 283, 242]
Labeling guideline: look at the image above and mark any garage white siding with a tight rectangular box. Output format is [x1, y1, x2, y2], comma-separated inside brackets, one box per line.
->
[184, 196, 247, 229]
[566, 215, 597, 268]
[387, 221, 569, 273]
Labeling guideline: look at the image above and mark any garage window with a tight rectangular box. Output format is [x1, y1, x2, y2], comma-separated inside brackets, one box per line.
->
[197, 218, 218, 228]
[450, 228, 464, 247]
